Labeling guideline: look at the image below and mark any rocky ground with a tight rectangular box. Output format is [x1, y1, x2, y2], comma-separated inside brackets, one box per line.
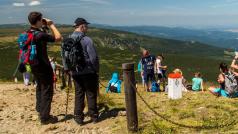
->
[0, 83, 127, 134]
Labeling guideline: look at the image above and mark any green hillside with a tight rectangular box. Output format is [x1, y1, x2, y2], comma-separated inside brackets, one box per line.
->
[0, 25, 226, 82]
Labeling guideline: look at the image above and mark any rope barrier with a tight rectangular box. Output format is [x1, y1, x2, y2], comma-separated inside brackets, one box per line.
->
[54, 67, 237, 129]
[127, 77, 237, 129]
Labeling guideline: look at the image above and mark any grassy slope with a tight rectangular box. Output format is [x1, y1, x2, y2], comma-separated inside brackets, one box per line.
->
[105, 84, 238, 134]
[0, 26, 226, 82]
[1, 26, 238, 133]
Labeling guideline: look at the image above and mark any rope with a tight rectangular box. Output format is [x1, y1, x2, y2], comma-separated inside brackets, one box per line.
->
[126, 75, 237, 129]
[99, 80, 108, 88]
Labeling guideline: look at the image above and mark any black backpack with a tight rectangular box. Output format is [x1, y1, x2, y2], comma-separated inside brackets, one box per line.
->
[62, 35, 85, 71]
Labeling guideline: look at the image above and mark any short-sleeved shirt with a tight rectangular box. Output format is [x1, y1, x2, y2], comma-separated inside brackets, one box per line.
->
[155, 59, 162, 74]
[141, 55, 156, 74]
[30, 27, 55, 66]
[192, 77, 203, 91]
[29, 27, 55, 74]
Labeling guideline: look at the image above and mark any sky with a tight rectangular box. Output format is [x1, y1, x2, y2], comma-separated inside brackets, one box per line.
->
[1, 0, 238, 28]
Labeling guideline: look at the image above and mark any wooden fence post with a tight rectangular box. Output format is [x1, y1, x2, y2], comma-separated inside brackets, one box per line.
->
[122, 63, 138, 132]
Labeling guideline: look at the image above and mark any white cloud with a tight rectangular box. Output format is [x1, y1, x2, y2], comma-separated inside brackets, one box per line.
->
[212, 0, 238, 8]
[29, 1, 41, 6]
[12, 3, 25, 7]
[80, 0, 111, 5]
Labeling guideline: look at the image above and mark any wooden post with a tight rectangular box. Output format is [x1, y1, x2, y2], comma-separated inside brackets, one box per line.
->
[122, 63, 138, 132]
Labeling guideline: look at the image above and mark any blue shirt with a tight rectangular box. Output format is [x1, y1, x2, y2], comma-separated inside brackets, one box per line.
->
[192, 77, 203, 91]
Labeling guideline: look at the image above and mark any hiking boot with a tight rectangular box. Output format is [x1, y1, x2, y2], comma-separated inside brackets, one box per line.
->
[74, 115, 84, 125]
[74, 117, 84, 125]
[41, 115, 58, 125]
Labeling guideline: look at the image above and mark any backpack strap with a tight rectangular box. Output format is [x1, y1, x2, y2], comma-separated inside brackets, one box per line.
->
[75, 34, 85, 44]
[26, 30, 40, 45]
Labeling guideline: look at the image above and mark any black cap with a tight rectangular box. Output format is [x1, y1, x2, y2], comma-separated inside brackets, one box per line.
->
[74, 18, 90, 27]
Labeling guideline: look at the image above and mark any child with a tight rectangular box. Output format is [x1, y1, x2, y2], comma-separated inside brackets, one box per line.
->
[192, 72, 204, 91]
[106, 72, 122, 93]
[23, 63, 31, 86]
[50, 57, 57, 90]
[154, 55, 167, 91]
[137, 59, 145, 88]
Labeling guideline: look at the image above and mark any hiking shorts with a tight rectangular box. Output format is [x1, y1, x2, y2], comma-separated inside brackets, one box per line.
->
[143, 73, 155, 83]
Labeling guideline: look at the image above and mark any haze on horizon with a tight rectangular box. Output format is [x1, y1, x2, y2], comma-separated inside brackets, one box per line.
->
[1, 0, 238, 29]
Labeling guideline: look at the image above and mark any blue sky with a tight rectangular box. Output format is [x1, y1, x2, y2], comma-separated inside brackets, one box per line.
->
[1, 0, 238, 28]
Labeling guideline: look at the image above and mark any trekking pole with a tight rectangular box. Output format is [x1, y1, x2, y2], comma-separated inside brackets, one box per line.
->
[12, 61, 20, 83]
[65, 86, 70, 122]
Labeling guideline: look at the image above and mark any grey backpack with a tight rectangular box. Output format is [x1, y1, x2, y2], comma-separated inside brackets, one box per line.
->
[224, 71, 238, 97]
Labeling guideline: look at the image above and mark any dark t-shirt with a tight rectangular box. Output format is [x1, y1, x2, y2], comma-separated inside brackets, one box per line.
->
[29, 27, 55, 74]
[141, 55, 156, 74]
[30, 27, 55, 65]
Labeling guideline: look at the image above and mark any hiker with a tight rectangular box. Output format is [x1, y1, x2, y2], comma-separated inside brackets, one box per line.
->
[106, 72, 122, 93]
[62, 18, 99, 125]
[141, 49, 156, 92]
[154, 55, 167, 91]
[26, 12, 62, 124]
[173, 68, 188, 92]
[137, 59, 145, 88]
[209, 63, 238, 97]
[23, 63, 31, 86]
[192, 72, 204, 91]
[50, 57, 57, 90]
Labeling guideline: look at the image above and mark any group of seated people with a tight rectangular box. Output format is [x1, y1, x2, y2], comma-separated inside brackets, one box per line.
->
[106, 50, 238, 98]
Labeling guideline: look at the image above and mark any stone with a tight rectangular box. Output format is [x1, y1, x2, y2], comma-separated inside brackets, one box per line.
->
[31, 115, 38, 121]
[118, 111, 126, 116]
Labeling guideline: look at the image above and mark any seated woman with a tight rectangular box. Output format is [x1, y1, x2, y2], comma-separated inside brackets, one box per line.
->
[106, 72, 122, 93]
[209, 62, 238, 97]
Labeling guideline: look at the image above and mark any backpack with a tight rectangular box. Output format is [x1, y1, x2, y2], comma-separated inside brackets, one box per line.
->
[224, 71, 238, 97]
[151, 81, 160, 92]
[108, 80, 119, 93]
[62, 35, 85, 71]
[17, 30, 38, 73]
[109, 85, 118, 93]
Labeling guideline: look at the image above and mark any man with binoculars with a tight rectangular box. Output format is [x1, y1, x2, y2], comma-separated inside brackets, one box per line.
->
[27, 11, 61, 124]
